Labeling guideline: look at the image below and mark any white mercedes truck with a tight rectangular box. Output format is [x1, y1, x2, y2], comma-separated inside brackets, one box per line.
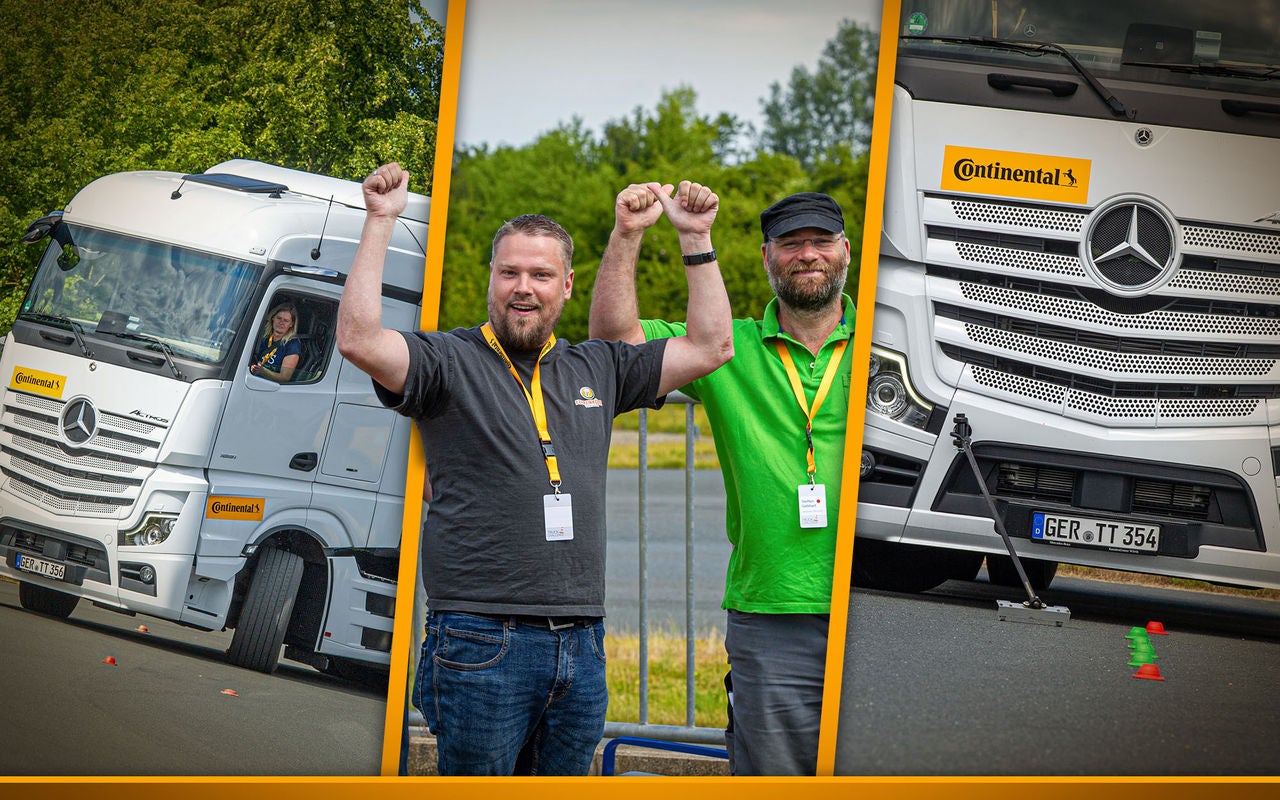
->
[855, 1, 1280, 593]
[2, 161, 428, 674]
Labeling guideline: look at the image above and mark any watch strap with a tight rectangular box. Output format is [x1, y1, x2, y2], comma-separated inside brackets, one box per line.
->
[681, 249, 717, 266]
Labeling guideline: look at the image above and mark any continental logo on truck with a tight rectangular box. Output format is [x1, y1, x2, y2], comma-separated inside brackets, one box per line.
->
[941, 146, 1091, 205]
[206, 496, 265, 521]
[10, 366, 67, 399]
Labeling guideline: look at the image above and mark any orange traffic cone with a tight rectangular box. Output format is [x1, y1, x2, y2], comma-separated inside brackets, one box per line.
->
[1146, 620, 1168, 635]
[101, 656, 117, 666]
[220, 689, 240, 697]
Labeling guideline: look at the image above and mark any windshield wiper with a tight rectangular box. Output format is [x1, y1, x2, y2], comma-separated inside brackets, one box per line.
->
[904, 34, 1128, 117]
[21, 312, 94, 358]
[99, 331, 184, 379]
[1121, 60, 1280, 82]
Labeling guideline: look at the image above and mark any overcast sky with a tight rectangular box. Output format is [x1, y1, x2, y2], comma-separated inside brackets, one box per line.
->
[426, 1, 885, 149]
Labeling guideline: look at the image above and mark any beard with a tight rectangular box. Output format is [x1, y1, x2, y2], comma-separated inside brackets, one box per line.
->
[766, 253, 849, 313]
[487, 294, 563, 351]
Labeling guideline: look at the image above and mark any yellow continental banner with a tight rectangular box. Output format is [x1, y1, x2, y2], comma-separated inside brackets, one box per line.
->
[10, 366, 67, 399]
[206, 495, 265, 521]
[941, 145, 1091, 205]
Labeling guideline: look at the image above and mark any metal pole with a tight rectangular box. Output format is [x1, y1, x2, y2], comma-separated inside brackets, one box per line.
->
[684, 401, 697, 727]
[637, 407, 649, 724]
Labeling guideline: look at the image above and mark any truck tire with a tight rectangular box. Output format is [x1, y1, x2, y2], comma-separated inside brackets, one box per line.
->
[227, 546, 304, 674]
[18, 581, 79, 618]
[986, 555, 1057, 591]
[851, 539, 984, 594]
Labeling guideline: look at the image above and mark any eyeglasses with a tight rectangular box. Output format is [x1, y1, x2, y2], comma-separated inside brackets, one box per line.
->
[769, 234, 844, 254]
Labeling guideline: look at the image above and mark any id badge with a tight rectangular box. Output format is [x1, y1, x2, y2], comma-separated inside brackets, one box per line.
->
[798, 483, 828, 529]
[544, 493, 574, 541]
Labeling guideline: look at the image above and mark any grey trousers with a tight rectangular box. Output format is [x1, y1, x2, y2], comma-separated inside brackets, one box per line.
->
[723, 609, 829, 776]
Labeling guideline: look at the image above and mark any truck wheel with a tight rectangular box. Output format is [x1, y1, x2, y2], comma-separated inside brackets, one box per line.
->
[986, 555, 1057, 590]
[852, 539, 983, 593]
[227, 546, 304, 674]
[18, 581, 79, 618]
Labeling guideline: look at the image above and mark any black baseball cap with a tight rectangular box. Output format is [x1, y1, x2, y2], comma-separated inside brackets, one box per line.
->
[760, 192, 845, 239]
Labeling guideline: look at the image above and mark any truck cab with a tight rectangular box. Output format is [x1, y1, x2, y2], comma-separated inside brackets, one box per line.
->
[1, 161, 428, 674]
[856, 2, 1280, 593]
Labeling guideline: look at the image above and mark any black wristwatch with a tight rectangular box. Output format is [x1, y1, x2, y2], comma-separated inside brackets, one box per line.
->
[681, 249, 717, 266]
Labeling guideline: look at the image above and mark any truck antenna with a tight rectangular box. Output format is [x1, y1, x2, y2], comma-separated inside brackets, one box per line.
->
[311, 195, 335, 260]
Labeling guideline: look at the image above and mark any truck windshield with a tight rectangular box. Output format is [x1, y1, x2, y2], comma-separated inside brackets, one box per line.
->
[20, 225, 260, 365]
[900, 0, 1280, 99]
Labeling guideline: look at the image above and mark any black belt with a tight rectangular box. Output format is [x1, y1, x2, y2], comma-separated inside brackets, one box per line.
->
[464, 611, 602, 631]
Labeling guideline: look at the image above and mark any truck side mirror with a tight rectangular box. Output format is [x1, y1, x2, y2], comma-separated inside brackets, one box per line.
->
[21, 211, 64, 245]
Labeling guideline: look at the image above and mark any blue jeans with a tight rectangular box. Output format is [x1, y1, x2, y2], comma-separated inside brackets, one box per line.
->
[412, 610, 609, 775]
[723, 610, 828, 775]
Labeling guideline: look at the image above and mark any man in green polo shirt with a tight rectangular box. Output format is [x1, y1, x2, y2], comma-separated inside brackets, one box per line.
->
[590, 189, 854, 775]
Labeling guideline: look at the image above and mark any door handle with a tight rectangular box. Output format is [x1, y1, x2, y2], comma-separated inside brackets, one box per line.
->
[290, 452, 318, 472]
[1222, 99, 1280, 117]
[988, 73, 1078, 97]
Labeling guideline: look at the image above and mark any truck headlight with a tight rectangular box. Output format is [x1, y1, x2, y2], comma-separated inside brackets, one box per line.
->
[868, 346, 932, 430]
[120, 513, 177, 547]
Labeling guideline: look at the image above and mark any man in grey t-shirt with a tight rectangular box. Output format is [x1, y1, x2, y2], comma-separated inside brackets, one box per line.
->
[337, 164, 734, 775]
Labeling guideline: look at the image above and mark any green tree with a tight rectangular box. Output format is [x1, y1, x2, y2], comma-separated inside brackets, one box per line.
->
[759, 19, 878, 169]
[601, 87, 745, 176]
[0, 0, 443, 333]
[440, 89, 761, 343]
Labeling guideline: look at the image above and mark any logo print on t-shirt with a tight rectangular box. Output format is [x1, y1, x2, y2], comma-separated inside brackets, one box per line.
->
[575, 386, 603, 409]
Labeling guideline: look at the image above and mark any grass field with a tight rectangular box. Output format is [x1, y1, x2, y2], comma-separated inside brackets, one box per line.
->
[604, 628, 728, 729]
[1056, 564, 1280, 600]
[609, 405, 719, 470]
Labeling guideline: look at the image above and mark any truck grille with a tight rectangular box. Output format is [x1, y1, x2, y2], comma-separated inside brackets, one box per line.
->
[923, 193, 1280, 425]
[0, 523, 111, 584]
[996, 462, 1213, 520]
[0, 391, 163, 516]
[932, 442, 1263, 557]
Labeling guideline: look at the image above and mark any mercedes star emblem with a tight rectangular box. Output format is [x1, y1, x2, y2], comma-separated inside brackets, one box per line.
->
[1080, 195, 1180, 297]
[61, 397, 98, 446]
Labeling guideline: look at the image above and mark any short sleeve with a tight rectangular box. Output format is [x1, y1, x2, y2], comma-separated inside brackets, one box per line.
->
[373, 330, 451, 418]
[637, 319, 702, 401]
[639, 318, 687, 342]
[609, 337, 668, 415]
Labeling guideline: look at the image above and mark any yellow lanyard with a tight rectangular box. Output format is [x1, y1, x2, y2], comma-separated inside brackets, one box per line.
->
[774, 338, 848, 482]
[259, 336, 279, 365]
[481, 323, 562, 491]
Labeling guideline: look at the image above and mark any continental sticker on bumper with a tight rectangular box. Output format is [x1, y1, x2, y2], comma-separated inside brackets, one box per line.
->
[10, 366, 66, 399]
[206, 496, 265, 521]
[942, 145, 1091, 205]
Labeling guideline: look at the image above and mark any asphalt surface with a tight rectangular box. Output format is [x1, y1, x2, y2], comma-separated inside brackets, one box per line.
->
[0, 578, 387, 776]
[836, 574, 1280, 776]
[603, 468, 730, 635]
